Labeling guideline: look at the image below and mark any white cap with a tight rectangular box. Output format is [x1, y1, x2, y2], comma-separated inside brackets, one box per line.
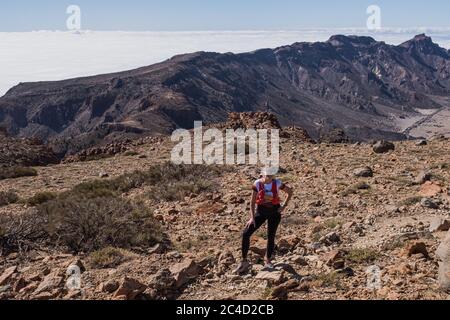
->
[261, 167, 279, 176]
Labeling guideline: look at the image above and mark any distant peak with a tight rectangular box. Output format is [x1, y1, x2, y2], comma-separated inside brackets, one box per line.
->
[400, 34, 434, 48]
[399, 34, 448, 57]
[327, 35, 376, 47]
[412, 33, 432, 42]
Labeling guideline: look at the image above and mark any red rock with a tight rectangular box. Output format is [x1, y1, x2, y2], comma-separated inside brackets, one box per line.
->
[169, 259, 201, 289]
[278, 235, 301, 252]
[419, 182, 442, 197]
[33, 271, 63, 296]
[0, 266, 17, 286]
[404, 241, 429, 259]
[114, 277, 146, 300]
[100, 280, 119, 293]
[269, 279, 299, 300]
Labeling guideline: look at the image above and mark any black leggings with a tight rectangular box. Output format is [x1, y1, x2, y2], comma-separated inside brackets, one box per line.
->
[242, 205, 281, 261]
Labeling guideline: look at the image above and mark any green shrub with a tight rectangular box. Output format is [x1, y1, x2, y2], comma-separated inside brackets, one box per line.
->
[67, 163, 221, 201]
[324, 218, 342, 230]
[0, 167, 38, 180]
[88, 247, 134, 268]
[399, 196, 422, 206]
[25, 191, 57, 206]
[0, 163, 223, 254]
[0, 191, 19, 207]
[316, 272, 343, 287]
[39, 196, 164, 253]
[346, 248, 379, 264]
[152, 179, 213, 201]
[1, 195, 165, 254]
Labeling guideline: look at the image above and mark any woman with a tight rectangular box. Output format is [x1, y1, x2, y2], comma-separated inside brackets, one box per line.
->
[234, 167, 293, 274]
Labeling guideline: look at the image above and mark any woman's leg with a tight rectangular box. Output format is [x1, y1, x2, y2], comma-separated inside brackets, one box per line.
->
[242, 210, 267, 260]
[266, 209, 282, 262]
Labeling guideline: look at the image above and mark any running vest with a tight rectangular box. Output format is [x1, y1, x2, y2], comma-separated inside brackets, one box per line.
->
[256, 181, 281, 206]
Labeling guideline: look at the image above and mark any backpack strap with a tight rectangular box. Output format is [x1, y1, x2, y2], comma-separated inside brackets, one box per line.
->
[272, 180, 278, 198]
[258, 181, 265, 192]
[272, 180, 280, 205]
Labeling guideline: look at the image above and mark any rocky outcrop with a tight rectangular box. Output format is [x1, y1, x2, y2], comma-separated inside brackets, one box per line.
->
[214, 112, 281, 130]
[63, 142, 130, 163]
[0, 132, 59, 167]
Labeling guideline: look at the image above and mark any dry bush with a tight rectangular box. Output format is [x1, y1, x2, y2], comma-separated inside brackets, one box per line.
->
[346, 248, 379, 264]
[25, 191, 57, 206]
[1, 196, 165, 254]
[66, 162, 222, 203]
[0, 163, 221, 254]
[0, 190, 19, 207]
[23, 163, 215, 206]
[0, 210, 47, 255]
[0, 167, 38, 180]
[39, 196, 165, 253]
[88, 247, 134, 268]
[153, 179, 213, 201]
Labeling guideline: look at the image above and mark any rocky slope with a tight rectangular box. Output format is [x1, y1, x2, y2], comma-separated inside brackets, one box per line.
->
[0, 121, 449, 300]
[1, 34, 450, 155]
[0, 130, 58, 168]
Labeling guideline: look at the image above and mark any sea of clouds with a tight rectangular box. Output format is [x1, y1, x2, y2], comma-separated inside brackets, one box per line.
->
[1, 29, 450, 96]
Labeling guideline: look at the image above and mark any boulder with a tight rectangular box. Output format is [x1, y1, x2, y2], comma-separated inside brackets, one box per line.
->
[416, 140, 428, 146]
[269, 279, 299, 300]
[114, 277, 146, 300]
[0, 266, 17, 286]
[322, 250, 345, 269]
[421, 198, 440, 209]
[353, 167, 374, 178]
[255, 270, 286, 285]
[277, 235, 301, 253]
[419, 182, 442, 197]
[373, 141, 395, 154]
[99, 280, 119, 293]
[319, 232, 341, 245]
[429, 218, 450, 233]
[169, 259, 201, 289]
[33, 271, 63, 296]
[404, 241, 429, 259]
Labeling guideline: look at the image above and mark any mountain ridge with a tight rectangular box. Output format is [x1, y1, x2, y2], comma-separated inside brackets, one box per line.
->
[1, 34, 449, 155]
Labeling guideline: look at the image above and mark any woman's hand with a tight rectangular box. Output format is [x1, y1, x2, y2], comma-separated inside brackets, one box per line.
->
[278, 205, 286, 214]
[246, 217, 256, 229]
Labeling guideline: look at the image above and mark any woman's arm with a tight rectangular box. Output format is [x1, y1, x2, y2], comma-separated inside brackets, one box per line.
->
[247, 190, 257, 227]
[279, 185, 293, 213]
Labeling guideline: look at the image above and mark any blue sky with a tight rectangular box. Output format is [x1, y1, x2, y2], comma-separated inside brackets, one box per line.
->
[1, 0, 450, 31]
